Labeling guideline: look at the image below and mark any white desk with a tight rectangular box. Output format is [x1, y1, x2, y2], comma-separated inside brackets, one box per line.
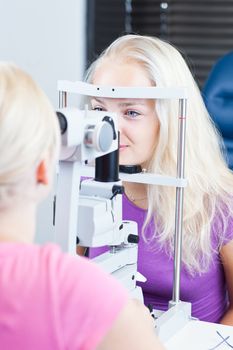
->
[165, 320, 233, 349]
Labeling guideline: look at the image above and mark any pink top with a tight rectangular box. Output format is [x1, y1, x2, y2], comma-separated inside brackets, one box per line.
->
[0, 243, 128, 350]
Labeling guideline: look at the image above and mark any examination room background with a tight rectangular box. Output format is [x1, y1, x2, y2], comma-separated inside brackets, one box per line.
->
[1, 0, 233, 245]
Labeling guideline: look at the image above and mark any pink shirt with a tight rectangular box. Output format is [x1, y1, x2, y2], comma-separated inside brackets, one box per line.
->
[0, 243, 128, 350]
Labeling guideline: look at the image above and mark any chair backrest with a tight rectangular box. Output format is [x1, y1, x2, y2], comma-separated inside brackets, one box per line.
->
[202, 51, 233, 170]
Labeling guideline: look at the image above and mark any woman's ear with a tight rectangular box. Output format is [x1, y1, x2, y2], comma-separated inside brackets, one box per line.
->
[36, 160, 49, 185]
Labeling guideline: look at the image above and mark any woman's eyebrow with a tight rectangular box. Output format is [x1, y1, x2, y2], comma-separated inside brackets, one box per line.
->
[91, 97, 105, 104]
[118, 101, 146, 107]
[91, 97, 147, 108]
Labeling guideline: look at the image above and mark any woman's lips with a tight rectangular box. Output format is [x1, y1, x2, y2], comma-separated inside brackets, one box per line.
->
[119, 145, 128, 151]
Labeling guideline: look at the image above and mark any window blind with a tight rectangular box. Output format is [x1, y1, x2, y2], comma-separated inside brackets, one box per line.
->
[131, 0, 233, 87]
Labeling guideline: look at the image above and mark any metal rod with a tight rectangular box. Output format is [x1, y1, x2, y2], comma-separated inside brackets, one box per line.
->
[55, 161, 81, 254]
[59, 91, 67, 108]
[172, 98, 187, 304]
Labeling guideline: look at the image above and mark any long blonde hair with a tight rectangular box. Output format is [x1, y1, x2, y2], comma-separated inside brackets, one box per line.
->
[0, 62, 60, 206]
[85, 35, 233, 273]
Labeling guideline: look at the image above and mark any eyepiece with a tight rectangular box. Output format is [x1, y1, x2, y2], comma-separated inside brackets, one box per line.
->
[56, 111, 67, 135]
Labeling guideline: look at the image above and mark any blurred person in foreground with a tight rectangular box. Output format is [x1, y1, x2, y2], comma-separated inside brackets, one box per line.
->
[0, 62, 164, 350]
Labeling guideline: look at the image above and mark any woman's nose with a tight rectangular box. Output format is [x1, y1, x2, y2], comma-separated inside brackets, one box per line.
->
[117, 114, 124, 133]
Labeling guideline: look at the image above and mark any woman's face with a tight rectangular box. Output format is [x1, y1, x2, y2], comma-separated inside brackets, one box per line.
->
[91, 59, 160, 168]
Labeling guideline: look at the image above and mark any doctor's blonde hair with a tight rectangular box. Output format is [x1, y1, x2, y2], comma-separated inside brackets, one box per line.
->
[85, 35, 233, 274]
[0, 62, 60, 206]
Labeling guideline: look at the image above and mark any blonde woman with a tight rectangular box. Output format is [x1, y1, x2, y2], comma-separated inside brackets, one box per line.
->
[85, 34, 233, 325]
[0, 62, 164, 350]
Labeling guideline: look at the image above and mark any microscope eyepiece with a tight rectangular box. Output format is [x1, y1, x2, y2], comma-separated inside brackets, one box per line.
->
[56, 111, 67, 135]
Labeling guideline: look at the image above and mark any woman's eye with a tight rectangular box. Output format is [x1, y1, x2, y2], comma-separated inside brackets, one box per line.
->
[93, 106, 103, 111]
[125, 110, 141, 118]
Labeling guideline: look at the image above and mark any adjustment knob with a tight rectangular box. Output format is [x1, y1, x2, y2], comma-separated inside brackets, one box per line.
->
[127, 234, 139, 244]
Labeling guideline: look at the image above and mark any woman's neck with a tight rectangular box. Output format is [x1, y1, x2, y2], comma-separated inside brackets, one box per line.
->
[0, 203, 36, 244]
[123, 181, 148, 209]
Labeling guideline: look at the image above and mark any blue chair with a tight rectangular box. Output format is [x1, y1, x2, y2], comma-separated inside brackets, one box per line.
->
[202, 51, 233, 170]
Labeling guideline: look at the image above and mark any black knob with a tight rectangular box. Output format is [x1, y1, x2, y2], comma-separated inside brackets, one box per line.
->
[127, 234, 139, 244]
